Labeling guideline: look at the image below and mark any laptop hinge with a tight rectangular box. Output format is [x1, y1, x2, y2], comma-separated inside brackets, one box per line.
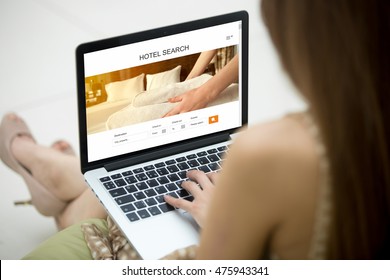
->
[104, 133, 230, 172]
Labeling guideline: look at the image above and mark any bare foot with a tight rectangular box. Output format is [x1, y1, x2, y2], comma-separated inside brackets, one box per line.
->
[9, 117, 86, 202]
[9, 114, 36, 169]
[51, 140, 75, 156]
[8, 114, 75, 158]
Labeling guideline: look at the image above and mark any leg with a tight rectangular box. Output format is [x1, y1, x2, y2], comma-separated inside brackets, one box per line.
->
[56, 188, 107, 230]
[15, 137, 107, 229]
[49, 140, 107, 228]
[11, 135, 86, 201]
[0, 113, 107, 229]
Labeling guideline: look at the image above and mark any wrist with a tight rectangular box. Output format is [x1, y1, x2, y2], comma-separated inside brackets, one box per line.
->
[196, 83, 219, 104]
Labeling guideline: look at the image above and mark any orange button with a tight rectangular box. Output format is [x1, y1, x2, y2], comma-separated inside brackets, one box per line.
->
[208, 115, 219, 124]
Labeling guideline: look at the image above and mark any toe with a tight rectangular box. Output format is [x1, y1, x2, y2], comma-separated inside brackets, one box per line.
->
[51, 140, 75, 155]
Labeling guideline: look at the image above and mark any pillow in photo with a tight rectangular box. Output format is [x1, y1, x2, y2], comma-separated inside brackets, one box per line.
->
[146, 65, 181, 90]
[105, 73, 145, 102]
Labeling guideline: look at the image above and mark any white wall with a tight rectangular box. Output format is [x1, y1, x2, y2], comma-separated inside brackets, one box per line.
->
[0, 0, 305, 259]
[0, 0, 305, 127]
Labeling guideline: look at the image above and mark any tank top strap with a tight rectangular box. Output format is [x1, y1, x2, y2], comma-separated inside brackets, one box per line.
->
[287, 111, 332, 259]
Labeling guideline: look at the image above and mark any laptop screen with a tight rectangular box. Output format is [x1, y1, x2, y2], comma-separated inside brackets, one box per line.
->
[77, 11, 248, 169]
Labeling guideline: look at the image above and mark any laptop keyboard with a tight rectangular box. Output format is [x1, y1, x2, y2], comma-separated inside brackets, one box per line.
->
[99, 144, 228, 222]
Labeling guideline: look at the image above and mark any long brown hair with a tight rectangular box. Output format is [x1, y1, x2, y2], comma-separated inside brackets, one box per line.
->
[261, 0, 390, 259]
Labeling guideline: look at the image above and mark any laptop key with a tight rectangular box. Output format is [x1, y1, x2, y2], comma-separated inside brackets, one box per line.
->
[144, 165, 155, 171]
[177, 189, 190, 197]
[137, 209, 150, 219]
[167, 174, 180, 182]
[99, 176, 111, 182]
[111, 173, 122, 179]
[217, 146, 228, 151]
[207, 148, 218, 154]
[197, 151, 207, 157]
[134, 192, 146, 200]
[218, 152, 226, 160]
[156, 167, 169, 176]
[165, 159, 176, 165]
[186, 154, 197, 160]
[155, 195, 165, 203]
[176, 157, 186, 162]
[155, 162, 165, 168]
[198, 165, 211, 173]
[184, 196, 194, 202]
[166, 183, 178, 191]
[121, 203, 136, 213]
[159, 203, 175, 213]
[135, 173, 148, 181]
[122, 170, 133, 176]
[133, 168, 144, 174]
[126, 212, 139, 222]
[146, 179, 158, 188]
[176, 180, 184, 188]
[109, 188, 127, 197]
[167, 165, 179, 173]
[168, 192, 179, 198]
[155, 186, 167, 194]
[125, 185, 137, 193]
[208, 162, 220, 171]
[144, 189, 157, 197]
[103, 181, 116, 190]
[188, 159, 200, 168]
[177, 171, 187, 179]
[146, 170, 159, 178]
[135, 182, 148, 190]
[157, 176, 169, 185]
[125, 176, 137, 184]
[115, 194, 135, 205]
[177, 162, 190, 170]
[207, 154, 219, 162]
[198, 157, 210, 165]
[134, 201, 147, 209]
[145, 197, 157, 206]
[148, 206, 162, 216]
[114, 178, 126, 187]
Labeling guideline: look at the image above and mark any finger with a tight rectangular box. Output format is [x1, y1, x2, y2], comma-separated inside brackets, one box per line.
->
[163, 109, 177, 118]
[164, 195, 193, 212]
[168, 96, 182, 103]
[207, 172, 219, 185]
[187, 170, 214, 190]
[181, 180, 203, 197]
[164, 106, 182, 117]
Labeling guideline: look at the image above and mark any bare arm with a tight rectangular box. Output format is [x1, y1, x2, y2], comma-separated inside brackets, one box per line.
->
[196, 131, 283, 259]
[166, 117, 320, 259]
[166, 127, 281, 258]
[163, 54, 238, 117]
[186, 50, 217, 80]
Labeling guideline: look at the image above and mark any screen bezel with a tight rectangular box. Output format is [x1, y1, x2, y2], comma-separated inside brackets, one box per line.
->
[76, 11, 248, 173]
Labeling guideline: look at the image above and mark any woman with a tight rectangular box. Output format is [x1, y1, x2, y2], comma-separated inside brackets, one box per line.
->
[1, 0, 389, 259]
[256, 0, 390, 259]
[171, 0, 390, 259]
[193, 0, 390, 260]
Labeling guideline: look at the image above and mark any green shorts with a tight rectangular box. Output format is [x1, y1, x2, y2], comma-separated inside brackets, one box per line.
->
[22, 218, 107, 260]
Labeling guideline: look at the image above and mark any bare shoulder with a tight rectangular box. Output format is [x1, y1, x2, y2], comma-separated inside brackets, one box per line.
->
[225, 113, 320, 216]
[217, 114, 321, 258]
[231, 114, 318, 169]
[199, 113, 321, 258]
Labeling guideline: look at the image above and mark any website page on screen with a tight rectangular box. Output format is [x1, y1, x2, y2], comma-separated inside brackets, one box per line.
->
[84, 20, 243, 163]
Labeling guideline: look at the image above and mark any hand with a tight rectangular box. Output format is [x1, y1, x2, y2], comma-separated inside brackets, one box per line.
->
[164, 170, 218, 227]
[163, 88, 209, 117]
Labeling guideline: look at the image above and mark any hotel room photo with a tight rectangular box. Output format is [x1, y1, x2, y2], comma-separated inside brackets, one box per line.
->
[85, 47, 238, 134]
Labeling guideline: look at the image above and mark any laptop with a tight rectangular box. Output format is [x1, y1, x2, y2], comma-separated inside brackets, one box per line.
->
[76, 10, 248, 259]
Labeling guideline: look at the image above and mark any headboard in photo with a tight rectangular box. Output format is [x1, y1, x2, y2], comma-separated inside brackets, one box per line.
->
[84, 53, 205, 107]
